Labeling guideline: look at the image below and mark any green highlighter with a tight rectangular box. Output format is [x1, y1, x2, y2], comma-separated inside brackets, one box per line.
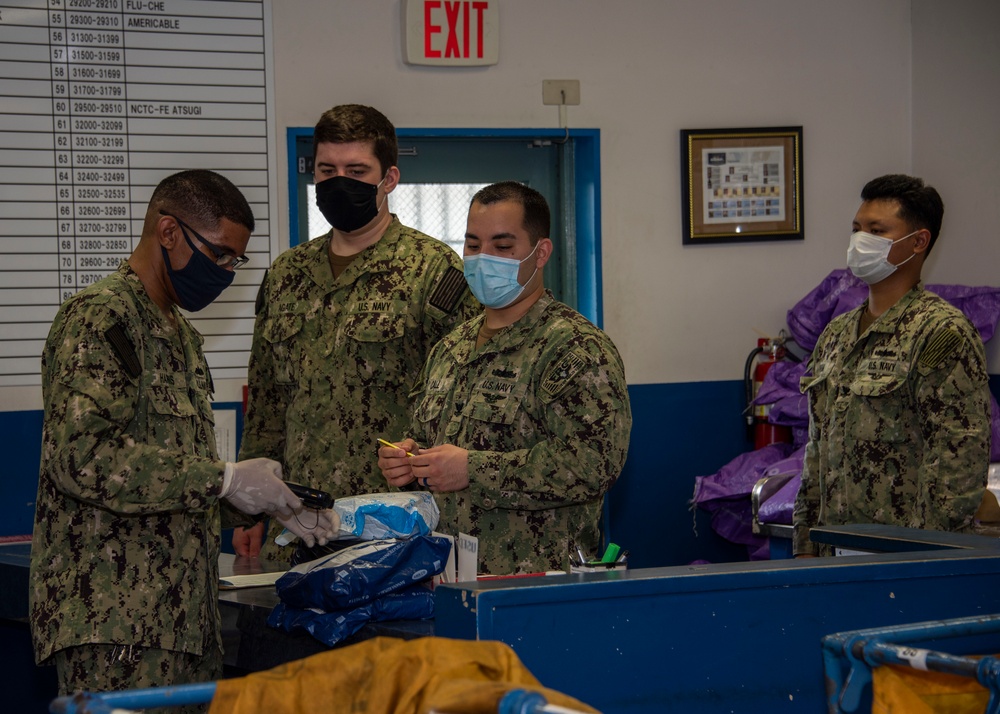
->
[599, 543, 621, 563]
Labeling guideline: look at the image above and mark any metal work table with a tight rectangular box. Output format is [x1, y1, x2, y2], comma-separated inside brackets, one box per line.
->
[0, 540, 56, 713]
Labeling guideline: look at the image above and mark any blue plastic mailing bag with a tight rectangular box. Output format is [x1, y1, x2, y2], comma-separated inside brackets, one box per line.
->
[275, 535, 452, 611]
[268, 585, 434, 647]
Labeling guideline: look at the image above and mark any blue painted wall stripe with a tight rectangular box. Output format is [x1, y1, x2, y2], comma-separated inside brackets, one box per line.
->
[4, 379, 999, 564]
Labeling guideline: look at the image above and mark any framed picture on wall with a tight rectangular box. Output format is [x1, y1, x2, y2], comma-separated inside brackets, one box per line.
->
[680, 126, 803, 245]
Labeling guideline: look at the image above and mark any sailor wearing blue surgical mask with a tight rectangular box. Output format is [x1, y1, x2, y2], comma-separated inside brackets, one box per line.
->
[463, 202, 545, 313]
[377, 181, 632, 575]
[792, 174, 990, 559]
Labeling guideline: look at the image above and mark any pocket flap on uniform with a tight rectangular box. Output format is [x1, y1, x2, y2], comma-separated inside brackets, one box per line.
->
[344, 312, 406, 343]
[849, 374, 907, 398]
[799, 371, 828, 394]
[262, 313, 304, 344]
[414, 391, 447, 423]
[147, 381, 196, 417]
[463, 381, 527, 425]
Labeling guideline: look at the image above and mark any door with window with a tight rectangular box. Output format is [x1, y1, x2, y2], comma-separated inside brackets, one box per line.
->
[289, 129, 599, 317]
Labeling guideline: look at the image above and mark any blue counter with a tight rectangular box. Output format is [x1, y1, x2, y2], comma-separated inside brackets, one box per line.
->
[434, 526, 1000, 713]
[7, 528, 1000, 713]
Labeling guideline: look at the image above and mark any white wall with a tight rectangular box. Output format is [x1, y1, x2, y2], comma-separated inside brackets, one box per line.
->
[912, 0, 1000, 369]
[269, 0, 998, 384]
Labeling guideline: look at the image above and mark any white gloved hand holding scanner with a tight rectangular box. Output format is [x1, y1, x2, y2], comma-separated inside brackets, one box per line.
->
[273, 509, 340, 548]
[222, 458, 301, 517]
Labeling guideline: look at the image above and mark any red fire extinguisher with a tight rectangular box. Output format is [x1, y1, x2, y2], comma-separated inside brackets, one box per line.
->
[745, 337, 792, 450]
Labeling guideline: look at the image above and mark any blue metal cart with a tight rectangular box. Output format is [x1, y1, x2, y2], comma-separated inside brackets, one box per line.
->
[50, 682, 590, 714]
[822, 613, 1000, 714]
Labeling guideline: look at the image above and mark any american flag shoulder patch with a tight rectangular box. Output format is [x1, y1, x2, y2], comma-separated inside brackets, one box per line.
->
[254, 268, 269, 316]
[429, 266, 466, 314]
[105, 322, 141, 378]
[919, 328, 962, 369]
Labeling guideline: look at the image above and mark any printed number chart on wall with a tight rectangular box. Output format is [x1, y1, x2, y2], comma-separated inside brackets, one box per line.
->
[0, 0, 279, 396]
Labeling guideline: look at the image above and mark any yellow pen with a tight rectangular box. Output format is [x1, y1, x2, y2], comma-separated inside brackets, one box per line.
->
[377, 438, 415, 457]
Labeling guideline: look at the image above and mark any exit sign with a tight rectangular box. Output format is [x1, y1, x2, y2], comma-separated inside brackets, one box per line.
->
[402, 0, 499, 66]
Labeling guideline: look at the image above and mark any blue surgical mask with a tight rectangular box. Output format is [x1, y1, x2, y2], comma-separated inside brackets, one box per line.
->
[463, 243, 538, 309]
[162, 224, 235, 312]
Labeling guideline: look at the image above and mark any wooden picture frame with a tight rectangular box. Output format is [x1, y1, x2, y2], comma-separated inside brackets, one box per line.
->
[680, 126, 803, 244]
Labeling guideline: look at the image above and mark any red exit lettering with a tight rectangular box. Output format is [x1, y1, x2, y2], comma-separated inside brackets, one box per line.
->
[424, 0, 488, 59]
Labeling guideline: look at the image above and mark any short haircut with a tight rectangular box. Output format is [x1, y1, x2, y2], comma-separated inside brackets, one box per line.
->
[861, 174, 944, 253]
[313, 104, 398, 176]
[471, 181, 551, 244]
[149, 169, 254, 232]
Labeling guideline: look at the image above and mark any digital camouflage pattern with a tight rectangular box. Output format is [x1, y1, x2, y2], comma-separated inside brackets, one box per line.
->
[240, 217, 479, 559]
[31, 262, 232, 672]
[410, 291, 632, 574]
[792, 286, 990, 555]
[54, 642, 221, 712]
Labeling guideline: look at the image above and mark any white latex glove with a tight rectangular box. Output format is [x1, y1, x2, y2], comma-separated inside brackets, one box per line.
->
[221, 459, 301, 517]
[273, 508, 341, 548]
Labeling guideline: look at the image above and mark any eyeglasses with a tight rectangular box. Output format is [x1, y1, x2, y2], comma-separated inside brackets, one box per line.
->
[159, 210, 249, 269]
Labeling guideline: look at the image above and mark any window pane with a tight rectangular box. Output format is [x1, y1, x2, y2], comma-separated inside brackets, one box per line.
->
[305, 182, 487, 256]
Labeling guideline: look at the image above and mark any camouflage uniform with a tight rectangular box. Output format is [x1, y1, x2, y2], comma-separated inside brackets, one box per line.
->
[30, 262, 236, 694]
[411, 290, 632, 574]
[54, 644, 219, 714]
[792, 286, 991, 555]
[240, 217, 478, 559]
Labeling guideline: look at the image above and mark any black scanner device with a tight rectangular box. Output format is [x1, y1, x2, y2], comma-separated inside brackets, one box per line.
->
[285, 482, 334, 510]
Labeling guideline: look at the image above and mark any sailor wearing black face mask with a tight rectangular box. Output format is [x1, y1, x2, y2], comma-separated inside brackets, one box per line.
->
[158, 210, 244, 311]
[31, 170, 339, 702]
[314, 174, 387, 233]
[236, 104, 481, 562]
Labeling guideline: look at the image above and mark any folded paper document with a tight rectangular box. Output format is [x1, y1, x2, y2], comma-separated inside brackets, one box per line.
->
[219, 571, 287, 590]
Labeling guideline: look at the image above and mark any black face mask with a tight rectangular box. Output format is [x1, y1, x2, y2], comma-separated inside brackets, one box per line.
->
[161, 228, 235, 312]
[315, 175, 385, 233]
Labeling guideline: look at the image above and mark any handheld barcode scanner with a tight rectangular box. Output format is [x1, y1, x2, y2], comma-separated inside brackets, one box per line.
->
[285, 482, 334, 510]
